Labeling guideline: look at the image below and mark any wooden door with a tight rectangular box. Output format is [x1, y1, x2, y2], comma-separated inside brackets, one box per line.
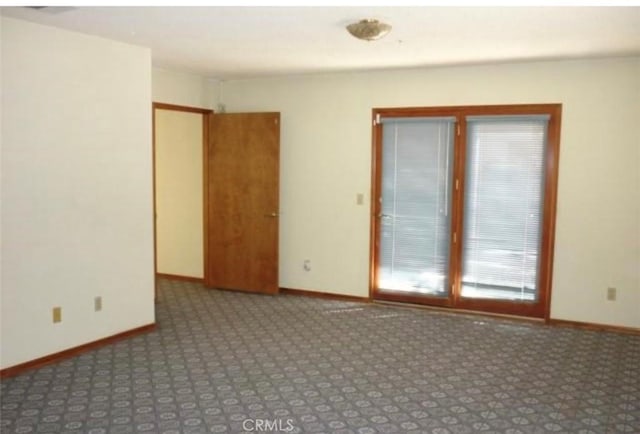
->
[205, 113, 280, 294]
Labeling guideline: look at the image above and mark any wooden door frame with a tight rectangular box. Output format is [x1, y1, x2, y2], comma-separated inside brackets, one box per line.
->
[369, 104, 562, 320]
[152, 102, 213, 301]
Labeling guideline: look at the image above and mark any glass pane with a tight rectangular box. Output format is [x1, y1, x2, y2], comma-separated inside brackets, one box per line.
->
[378, 119, 454, 297]
[461, 117, 547, 301]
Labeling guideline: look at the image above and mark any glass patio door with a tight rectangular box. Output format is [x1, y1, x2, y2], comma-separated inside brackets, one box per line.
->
[374, 117, 455, 303]
[457, 115, 549, 309]
[371, 105, 561, 318]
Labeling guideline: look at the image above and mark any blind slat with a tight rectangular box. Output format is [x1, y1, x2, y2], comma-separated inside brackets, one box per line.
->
[380, 116, 456, 124]
[466, 114, 550, 122]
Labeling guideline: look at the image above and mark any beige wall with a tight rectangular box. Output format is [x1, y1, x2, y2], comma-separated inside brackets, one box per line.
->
[1, 17, 155, 369]
[152, 67, 218, 109]
[155, 109, 204, 278]
[220, 57, 640, 329]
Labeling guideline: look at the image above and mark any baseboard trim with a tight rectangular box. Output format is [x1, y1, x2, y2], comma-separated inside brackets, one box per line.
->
[373, 300, 640, 335]
[156, 273, 204, 283]
[280, 287, 370, 303]
[0, 323, 156, 379]
[548, 319, 640, 335]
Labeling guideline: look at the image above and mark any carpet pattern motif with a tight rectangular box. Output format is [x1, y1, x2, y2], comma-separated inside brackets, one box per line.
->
[1, 278, 639, 433]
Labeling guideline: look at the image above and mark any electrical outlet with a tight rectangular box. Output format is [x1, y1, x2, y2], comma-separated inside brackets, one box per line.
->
[356, 193, 364, 205]
[606, 287, 617, 301]
[94, 296, 102, 312]
[52, 307, 62, 323]
[303, 259, 311, 272]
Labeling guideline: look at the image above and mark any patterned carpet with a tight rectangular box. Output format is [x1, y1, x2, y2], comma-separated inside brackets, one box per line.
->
[1, 278, 639, 433]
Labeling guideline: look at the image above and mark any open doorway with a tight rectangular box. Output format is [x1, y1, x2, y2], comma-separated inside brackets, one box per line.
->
[152, 102, 212, 298]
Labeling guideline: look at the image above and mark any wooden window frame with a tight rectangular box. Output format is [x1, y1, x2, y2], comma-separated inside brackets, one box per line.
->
[369, 104, 562, 319]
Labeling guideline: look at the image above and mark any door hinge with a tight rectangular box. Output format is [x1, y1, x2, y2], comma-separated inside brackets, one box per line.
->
[374, 113, 380, 126]
[455, 179, 459, 190]
[456, 124, 460, 136]
[453, 232, 457, 243]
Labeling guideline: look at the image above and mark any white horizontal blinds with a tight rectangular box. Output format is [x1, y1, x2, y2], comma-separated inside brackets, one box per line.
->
[379, 117, 455, 296]
[461, 115, 549, 301]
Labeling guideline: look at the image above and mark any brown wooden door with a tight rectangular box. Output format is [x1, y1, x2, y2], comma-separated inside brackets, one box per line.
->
[205, 112, 280, 294]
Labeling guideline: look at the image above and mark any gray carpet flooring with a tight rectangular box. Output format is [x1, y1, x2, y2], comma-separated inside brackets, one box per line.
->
[1, 278, 639, 433]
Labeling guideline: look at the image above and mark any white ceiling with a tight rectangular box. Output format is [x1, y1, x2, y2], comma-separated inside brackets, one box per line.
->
[2, 6, 640, 80]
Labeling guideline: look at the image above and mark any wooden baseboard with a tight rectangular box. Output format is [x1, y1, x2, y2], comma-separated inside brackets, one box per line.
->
[548, 318, 640, 335]
[156, 273, 204, 284]
[280, 287, 370, 303]
[375, 301, 638, 335]
[0, 323, 156, 379]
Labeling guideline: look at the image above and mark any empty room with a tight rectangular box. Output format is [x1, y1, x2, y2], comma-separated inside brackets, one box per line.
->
[1, 5, 639, 434]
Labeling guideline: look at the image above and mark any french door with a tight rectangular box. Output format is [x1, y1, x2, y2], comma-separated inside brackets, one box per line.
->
[371, 105, 561, 318]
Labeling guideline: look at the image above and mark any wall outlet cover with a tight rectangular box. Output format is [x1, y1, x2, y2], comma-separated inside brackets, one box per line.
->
[53, 307, 62, 323]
